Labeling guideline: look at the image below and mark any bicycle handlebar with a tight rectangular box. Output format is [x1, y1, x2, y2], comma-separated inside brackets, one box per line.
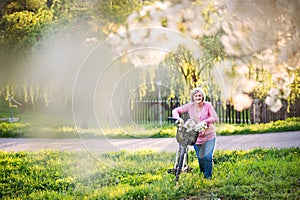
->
[167, 117, 178, 122]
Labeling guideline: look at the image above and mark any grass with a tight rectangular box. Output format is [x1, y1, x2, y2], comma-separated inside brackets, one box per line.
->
[216, 117, 300, 135]
[1, 117, 299, 138]
[1, 99, 299, 199]
[0, 98, 300, 138]
[0, 148, 299, 199]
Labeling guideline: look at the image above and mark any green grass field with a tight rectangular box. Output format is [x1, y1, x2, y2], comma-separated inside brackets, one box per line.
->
[1, 148, 299, 199]
[0, 97, 300, 138]
[1, 116, 300, 138]
[1, 99, 299, 199]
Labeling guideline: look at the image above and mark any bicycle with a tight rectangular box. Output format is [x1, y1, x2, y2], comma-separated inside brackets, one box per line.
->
[167, 117, 203, 184]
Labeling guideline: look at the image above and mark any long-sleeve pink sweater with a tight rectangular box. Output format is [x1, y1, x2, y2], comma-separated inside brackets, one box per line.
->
[172, 101, 219, 144]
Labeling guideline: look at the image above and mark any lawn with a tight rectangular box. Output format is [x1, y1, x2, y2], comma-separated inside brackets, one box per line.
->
[1, 99, 299, 199]
[0, 148, 299, 199]
[0, 116, 300, 138]
[0, 97, 300, 138]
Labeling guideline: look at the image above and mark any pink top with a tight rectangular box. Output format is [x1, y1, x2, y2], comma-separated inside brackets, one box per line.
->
[172, 101, 219, 144]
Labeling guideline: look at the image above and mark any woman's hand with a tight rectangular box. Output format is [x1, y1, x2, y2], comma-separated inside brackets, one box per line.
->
[198, 131, 206, 137]
[175, 118, 184, 126]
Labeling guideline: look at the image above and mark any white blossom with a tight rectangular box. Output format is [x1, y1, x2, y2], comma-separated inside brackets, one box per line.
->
[232, 93, 253, 111]
[117, 26, 127, 37]
[182, 119, 208, 133]
[265, 96, 282, 112]
[128, 28, 148, 45]
[107, 0, 299, 112]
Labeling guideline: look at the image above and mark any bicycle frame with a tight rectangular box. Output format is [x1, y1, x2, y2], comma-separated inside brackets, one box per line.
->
[168, 117, 195, 184]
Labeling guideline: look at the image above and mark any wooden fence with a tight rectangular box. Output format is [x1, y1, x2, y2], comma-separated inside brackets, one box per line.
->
[129, 99, 180, 124]
[251, 98, 300, 123]
[129, 98, 300, 124]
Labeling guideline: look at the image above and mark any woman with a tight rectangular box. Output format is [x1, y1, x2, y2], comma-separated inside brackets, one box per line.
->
[172, 88, 219, 179]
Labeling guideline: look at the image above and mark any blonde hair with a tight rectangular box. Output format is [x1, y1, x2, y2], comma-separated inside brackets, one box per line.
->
[190, 87, 206, 102]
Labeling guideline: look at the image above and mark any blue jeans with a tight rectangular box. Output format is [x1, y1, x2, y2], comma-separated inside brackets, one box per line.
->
[194, 137, 216, 179]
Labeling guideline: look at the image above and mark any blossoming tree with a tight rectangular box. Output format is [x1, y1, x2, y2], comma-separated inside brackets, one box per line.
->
[107, 0, 299, 112]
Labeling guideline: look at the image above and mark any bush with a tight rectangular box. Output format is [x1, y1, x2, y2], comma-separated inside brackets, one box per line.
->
[0, 122, 31, 137]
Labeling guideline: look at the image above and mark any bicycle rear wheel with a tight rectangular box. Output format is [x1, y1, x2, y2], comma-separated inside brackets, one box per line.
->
[175, 145, 186, 183]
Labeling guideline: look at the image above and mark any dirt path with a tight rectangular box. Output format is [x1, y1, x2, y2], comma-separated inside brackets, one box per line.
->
[0, 131, 299, 152]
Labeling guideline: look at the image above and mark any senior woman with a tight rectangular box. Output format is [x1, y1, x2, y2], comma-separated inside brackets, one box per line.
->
[172, 88, 219, 179]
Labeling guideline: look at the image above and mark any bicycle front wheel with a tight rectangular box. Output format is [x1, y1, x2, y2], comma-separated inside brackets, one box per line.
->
[175, 145, 186, 183]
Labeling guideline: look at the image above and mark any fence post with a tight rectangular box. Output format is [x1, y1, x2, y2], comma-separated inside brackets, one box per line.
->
[251, 99, 261, 123]
[236, 111, 241, 124]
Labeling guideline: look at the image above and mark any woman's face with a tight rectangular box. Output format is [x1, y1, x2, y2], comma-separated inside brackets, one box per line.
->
[193, 91, 204, 103]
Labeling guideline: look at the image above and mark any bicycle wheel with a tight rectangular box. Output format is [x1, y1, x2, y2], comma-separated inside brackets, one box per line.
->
[175, 145, 186, 183]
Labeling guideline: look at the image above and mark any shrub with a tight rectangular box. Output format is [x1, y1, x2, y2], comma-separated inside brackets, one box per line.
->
[0, 122, 30, 137]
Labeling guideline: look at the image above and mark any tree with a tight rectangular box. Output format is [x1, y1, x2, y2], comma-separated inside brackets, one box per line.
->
[0, 0, 88, 108]
[0, 0, 156, 117]
[107, 0, 300, 112]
